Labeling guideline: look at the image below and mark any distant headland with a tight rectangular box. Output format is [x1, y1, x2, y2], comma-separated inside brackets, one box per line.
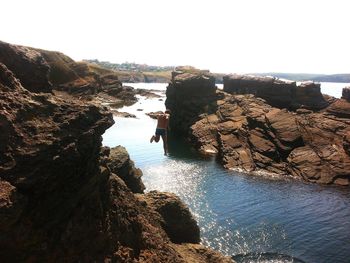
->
[85, 59, 350, 84]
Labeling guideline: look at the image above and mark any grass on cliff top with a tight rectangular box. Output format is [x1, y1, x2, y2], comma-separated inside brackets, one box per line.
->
[87, 63, 117, 76]
[143, 71, 171, 81]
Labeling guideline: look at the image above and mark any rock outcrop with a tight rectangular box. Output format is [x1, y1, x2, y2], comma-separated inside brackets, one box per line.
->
[168, 70, 350, 185]
[102, 146, 145, 193]
[342, 87, 350, 101]
[223, 74, 329, 110]
[137, 191, 200, 244]
[0, 41, 52, 93]
[165, 66, 220, 134]
[0, 40, 137, 107]
[0, 59, 234, 262]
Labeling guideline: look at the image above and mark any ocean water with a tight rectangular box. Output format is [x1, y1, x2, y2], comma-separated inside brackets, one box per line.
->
[103, 83, 350, 263]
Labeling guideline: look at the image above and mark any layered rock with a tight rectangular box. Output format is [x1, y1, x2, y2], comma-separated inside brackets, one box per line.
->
[223, 74, 328, 110]
[0, 62, 234, 262]
[165, 66, 220, 134]
[169, 70, 350, 185]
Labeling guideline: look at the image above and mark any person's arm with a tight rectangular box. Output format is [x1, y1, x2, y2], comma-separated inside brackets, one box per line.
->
[166, 114, 170, 130]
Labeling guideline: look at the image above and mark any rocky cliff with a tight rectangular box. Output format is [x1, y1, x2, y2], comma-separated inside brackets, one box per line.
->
[0, 41, 137, 107]
[0, 41, 52, 93]
[166, 70, 350, 186]
[0, 45, 233, 262]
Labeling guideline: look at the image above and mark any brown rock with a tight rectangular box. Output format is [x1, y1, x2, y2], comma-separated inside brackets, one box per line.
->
[104, 146, 145, 193]
[0, 41, 52, 93]
[170, 70, 350, 185]
[172, 243, 234, 263]
[165, 67, 219, 134]
[0, 53, 234, 262]
[342, 87, 350, 101]
[138, 191, 200, 244]
[344, 131, 350, 155]
[326, 98, 350, 118]
[223, 75, 328, 110]
[295, 81, 328, 110]
[223, 74, 295, 108]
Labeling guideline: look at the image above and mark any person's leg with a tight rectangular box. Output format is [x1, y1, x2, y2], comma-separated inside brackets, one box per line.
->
[150, 134, 160, 143]
[161, 134, 168, 155]
[154, 135, 160, 142]
[151, 130, 161, 143]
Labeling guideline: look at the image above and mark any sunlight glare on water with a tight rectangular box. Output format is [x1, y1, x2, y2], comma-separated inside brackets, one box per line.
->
[103, 83, 350, 263]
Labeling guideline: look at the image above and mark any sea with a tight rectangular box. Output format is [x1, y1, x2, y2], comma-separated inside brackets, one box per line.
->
[103, 82, 350, 263]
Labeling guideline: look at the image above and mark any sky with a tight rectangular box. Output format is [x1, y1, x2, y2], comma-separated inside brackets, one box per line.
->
[1, 0, 349, 74]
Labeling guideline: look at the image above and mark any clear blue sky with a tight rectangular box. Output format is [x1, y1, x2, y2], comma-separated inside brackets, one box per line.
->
[1, 0, 349, 74]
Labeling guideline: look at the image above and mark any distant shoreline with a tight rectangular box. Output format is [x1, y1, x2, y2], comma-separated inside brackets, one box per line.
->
[85, 60, 350, 84]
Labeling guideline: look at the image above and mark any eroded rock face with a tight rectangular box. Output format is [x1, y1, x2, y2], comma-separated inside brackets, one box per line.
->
[137, 191, 200, 244]
[223, 75, 328, 110]
[102, 146, 145, 193]
[165, 67, 220, 134]
[0, 62, 234, 262]
[0, 41, 52, 93]
[169, 70, 350, 185]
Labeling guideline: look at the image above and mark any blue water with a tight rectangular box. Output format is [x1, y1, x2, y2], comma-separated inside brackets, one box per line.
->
[103, 83, 350, 263]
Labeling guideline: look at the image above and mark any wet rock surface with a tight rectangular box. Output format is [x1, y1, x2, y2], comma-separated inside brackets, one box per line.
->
[168, 70, 350, 185]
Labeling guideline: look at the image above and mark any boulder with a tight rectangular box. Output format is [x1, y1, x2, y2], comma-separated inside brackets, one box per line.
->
[137, 191, 200, 244]
[103, 146, 145, 193]
[171, 243, 234, 263]
[326, 98, 350, 118]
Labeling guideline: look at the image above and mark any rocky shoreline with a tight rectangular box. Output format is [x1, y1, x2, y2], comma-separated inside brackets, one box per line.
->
[0, 42, 234, 262]
[166, 69, 350, 186]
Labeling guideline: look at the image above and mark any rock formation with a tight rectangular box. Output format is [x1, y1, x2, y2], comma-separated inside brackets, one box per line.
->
[165, 66, 220, 134]
[342, 87, 350, 101]
[167, 70, 350, 185]
[137, 191, 200, 244]
[0, 47, 234, 262]
[223, 74, 329, 110]
[102, 146, 145, 193]
[0, 41, 52, 93]
[0, 40, 137, 107]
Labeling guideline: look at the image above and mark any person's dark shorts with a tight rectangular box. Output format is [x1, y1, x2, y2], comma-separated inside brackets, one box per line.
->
[155, 128, 166, 136]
